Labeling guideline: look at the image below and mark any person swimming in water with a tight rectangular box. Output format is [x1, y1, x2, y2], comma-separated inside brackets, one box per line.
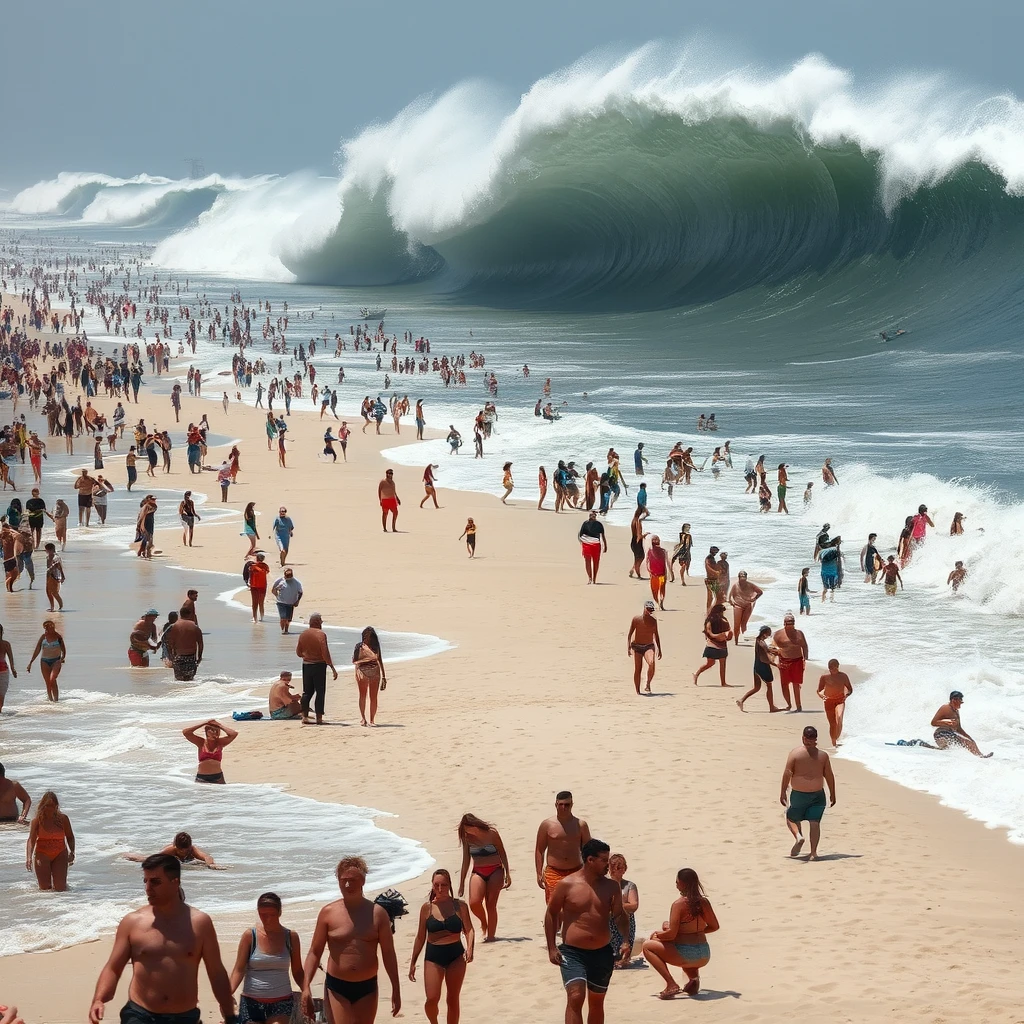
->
[124, 831, 224, 868]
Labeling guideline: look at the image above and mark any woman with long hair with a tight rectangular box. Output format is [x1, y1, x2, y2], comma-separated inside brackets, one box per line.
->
[228, 892, 304, 1024]
[27, 619, 66, 701]
[501, 462, 514, 504]
[352, 626, 387, 727]
[692, 604, 732, 686]
[409, 869, 474, 1024]
[641, 867, 720, 999]
[628, 508, 648, 579]
[537, 466, 548, 510]
[456, 813, 511, 941]
[25, 790, 75, 891]
[242, 502, 259, 556]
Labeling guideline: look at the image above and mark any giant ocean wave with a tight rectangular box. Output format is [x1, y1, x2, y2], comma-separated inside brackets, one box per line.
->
[16, 46, 1024, 310]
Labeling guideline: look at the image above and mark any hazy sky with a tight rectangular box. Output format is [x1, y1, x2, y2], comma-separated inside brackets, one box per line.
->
[2, 0, 1021, 189]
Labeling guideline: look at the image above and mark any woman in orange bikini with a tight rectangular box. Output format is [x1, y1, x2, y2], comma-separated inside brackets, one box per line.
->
[456, 813, 512, 942]
[352, 626, 387, 727]
[182, 718, 239, 784]
[25, 790, 75, 891]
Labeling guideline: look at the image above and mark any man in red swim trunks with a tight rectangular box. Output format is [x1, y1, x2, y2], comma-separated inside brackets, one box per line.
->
[577, 511, 606, 584]
[378, 469, 401, 532]
[773, 613, 808, 711]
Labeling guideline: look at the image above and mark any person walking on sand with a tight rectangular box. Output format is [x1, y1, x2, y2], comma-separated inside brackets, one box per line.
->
[302, 856, 402, 1024]
[27, 619, 66, 701]
[538, 466, 548, 510]
[544, 839, 631, 1024]
[74, 468, 96, 526]
[352, 626, 387, 727]
[379, 469, 401, 532]
[817, 660, 853, 746]
[89, 853, 236, 1024]
[627, 600, 662, 694]
[693, 605, 731, 686]
[408, 868, 475, 1024]
[646, 536, 669, 609]
[247, 552, 270, 622]
[420, 464, 439, 509]
[458, 518, 476, 558]
[179, 491, 200, 547]
[297, 613, 338, 726]
[773, 613, 809, 711]
[501, 462, 514, 504]
[641, 868, 720, 999]
[627, 508, 648, 580]
[535, 792, 591, 903]
[578, 511, 607, 584]
[780, 725, 836, 860]
[737, 625, 781, 713]
[272, 507, 294, 566]
[26, 790, 75, 891]
[457, 813, 512, 942]
[703, 546, 721, 609]
[931, 691, 993, 757]
[271, 568, 303, 635]
[727, 571, 763, 644]
[242, 502, 259, 556]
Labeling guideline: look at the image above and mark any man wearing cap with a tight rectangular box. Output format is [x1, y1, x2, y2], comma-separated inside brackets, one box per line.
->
[773, 613, 809, 711]
[780, 725, 836, 860]
[295, 613, 338, 725]
[272, 507, 294, 566]
[931, 692, 992, 757]
[626, 601, 662, 695]
[128, 611, 161, 667]
[271, 568, 303, 635]
[163, 613, 204, 682]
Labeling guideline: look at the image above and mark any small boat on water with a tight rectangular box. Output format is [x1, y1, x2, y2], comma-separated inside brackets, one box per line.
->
[360, 307, 387, 320]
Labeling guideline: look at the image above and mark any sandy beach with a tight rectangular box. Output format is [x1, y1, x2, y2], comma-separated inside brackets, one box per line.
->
[3, 337, 1024, 1023]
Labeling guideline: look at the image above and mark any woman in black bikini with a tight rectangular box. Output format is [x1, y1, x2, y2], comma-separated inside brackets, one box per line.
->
[352, 626, 387, 726]
[409, 869, 474, 1024]
[692, 605, 732, 687]
[736, 625, 780, 712]
[628, 508, 648, 579]
[457, 813, 512, 941]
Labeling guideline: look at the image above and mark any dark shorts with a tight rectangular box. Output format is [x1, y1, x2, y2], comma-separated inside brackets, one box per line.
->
[120, 1001, 201, 1024]
[276, 602, 295, 621]
[754, 662, 773, 682]
[325, 973, 377, 1004]
[787, 788, 827, 823]
[702, 646, 727, 660]
[238, 995, 294, 1024]
[173, 654, 198, 681]
[78, 493, 93, 508]
[425, 941, 465, 967]
[558, 943, 614, 993]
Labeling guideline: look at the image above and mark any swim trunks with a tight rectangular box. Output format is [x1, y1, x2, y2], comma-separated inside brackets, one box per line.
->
[672, 941, 711, 963]
[270, 706, 300, 720]
[119, 1000, 201, 1024]
[324, 973, 378, 1004]
[786, 788, 827, 823]
[543, 864, 577, 902]
[380, 497, 398, 514]
[276, 603, 295, 622]
[884, 582, 897, 596]
[173, 654, 198, 681]
[799, 594, 810, 612]
[778, 657, 804, 686]
[702, 646, 727, 660]
[127, 649, 149, 667]
[0, 669, 9, 699]
[558, 943, 614, 993]
[78, 494, 93, 508]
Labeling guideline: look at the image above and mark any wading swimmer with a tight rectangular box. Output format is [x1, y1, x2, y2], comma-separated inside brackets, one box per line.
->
[931, 691, 992, 757]
[780, 726, 836, 860]
[627, 600, 661, 694]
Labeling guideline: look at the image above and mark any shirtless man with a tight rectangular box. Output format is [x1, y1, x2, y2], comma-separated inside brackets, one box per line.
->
[626, 600, 662, 694]
[180, 589, 199, 625]
[544, 839, 630, 1024]
[0, 762, 31, 823]
[378, 469, 400, 533]
[128, 610, 161, 667]
[703, 546, 721, 610]
[773, 613, 809, 712]
[931, 691, 992, 757]
[536, 792, 592, 903]
[89, 853, 235, 1024]
[269, 670, 302, 719]
[302, 856, 401, 1024]
[780, 726, 836, 860]
[816, 659, 853, 746]
[162, 615, 204, 682]
[74, 468, 96, 526]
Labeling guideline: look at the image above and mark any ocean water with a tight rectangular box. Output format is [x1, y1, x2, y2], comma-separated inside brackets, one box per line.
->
[2, 43, 1024, 850]
[0, 432, 447, 955]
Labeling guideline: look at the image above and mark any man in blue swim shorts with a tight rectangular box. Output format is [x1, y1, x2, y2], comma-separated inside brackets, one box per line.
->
[544, 838, 631, 1024]
[780, 725, 836, 861]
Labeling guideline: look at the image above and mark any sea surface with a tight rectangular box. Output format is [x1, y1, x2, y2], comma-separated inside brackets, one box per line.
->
[2, 44, 1024, 892]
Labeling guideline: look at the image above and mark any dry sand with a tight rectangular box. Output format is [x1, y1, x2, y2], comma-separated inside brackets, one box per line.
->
[3, 339, 1024, 1022]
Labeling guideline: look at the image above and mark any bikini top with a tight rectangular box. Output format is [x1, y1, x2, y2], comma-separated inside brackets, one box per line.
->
[425, 903, 464, 935]
[41, 636, 62, 650]
[198, 746, 223, 762]
[469, 843, 497, 857]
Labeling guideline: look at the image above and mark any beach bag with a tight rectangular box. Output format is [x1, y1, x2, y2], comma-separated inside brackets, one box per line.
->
[373, 889, 409, 933]
[232, 710, 263, 721]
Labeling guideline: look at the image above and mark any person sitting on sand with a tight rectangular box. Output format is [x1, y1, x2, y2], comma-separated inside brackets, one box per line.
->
[125, 831, 223, 869]
[817, 659, 853, 746]
[931, 691, 992, 757]
[269, 670, 302, 719]
[641, 868, 720, 999]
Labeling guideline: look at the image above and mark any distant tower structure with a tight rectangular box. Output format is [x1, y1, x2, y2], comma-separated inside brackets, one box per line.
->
[185, 159, 205, 180]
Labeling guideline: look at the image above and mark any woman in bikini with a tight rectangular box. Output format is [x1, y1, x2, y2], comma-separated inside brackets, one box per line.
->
[25, 790, 75, 891]
[670, 524, 692, 586]
[183, 719, 239, 784]
[537, 466, 547, 510]
[642, 867, 720, 999]
[501, 462, 514, 504]
[27, 619, 66, 701]
[0, 622, 17, 714]
[352, 626, 387, 727]
[628, 508, 648, 579]
[692, 605, 732, 687]
[737, 625, 780, 712]
[409, 869, 474, 1024]
[456, 813, 511, 941]
[242, 502, 259, 556]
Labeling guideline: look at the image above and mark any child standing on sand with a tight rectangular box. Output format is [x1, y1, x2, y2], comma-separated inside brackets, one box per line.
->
[459, 518, 477, 558]
[798, 567, 814, 615]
